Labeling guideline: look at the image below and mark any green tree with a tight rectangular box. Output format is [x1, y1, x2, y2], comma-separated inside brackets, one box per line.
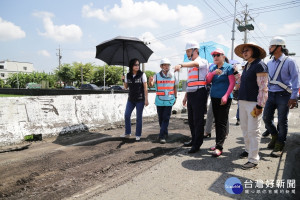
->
[6, 72, 58, 88]
[92, 65, 123, 86]
[179, 80, 186, 90]
[73, 62, 94, 86]
[57, 64, 74, 86]
[144, 70, 156, 88]
[0, 79, 4, 88]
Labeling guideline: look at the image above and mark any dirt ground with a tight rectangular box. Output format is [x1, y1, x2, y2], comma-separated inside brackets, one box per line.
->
[0, 117, 190, 200]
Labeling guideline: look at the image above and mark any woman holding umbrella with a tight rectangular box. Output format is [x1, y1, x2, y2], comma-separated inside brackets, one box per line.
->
[121, 58, 149, 141]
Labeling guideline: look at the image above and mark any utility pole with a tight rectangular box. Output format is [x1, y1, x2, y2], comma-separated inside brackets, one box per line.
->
[56, 45, 62, 86]
[236, 4, 254, 44]
[142, 38, 150, 72]
[56, 45, 62, 70]
[231, 0, 238, 60]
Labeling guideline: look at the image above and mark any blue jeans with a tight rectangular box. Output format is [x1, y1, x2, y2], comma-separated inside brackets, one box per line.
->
[236, 103, 240, 120]
[125, 100, 145, 136]
[263, 91, 290, 143]
[157, 106, 172, 139]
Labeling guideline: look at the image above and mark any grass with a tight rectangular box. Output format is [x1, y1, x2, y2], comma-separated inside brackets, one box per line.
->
[0, 94, 25, 97]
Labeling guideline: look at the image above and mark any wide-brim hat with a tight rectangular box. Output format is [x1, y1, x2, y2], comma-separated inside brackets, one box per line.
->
[234, 42, 266, 59]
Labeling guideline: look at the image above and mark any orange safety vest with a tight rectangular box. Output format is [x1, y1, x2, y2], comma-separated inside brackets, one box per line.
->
[187, 67, 206, 89]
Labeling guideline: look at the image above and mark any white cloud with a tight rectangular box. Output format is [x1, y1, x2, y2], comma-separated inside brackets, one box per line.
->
[73, 50, 95, 60]
[33, 11, 82, 42]
[278, 22, 300, 34]
[177, 5, 203, 27]
[82, 0, 203, 28]
[0, 17, 26, 41]
[37, 50, 51, 57]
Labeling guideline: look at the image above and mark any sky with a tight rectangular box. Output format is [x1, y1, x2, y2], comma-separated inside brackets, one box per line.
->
[1, 0, 300, 77]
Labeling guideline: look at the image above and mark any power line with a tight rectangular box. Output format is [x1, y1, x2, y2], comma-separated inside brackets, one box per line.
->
[217, 0, 233, 15]
[252, 32, 300, 39]
[203, 0, 232, 28]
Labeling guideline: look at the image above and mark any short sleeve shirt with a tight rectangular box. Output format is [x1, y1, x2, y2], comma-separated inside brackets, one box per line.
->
[125, 72, 147, 83]
[186, 56, 209, 93]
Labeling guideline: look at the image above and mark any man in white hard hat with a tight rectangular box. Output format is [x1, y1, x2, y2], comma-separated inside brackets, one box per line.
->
[263, 36, 299, 157]
[149, 58, 178, 144]
[174, 41, 209, 153]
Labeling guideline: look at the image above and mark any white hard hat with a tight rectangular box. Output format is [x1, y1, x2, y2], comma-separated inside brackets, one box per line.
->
[160, 58, 171, 65]
[270, 36, 286, 46]
[185, 41, 199, 50]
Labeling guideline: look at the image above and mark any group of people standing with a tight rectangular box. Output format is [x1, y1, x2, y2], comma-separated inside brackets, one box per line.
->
[121, 36, 299, 170]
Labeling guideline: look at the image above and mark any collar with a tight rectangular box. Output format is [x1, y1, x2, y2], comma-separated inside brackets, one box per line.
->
[272, 53, 285, 62]
[160, 70, 172, 78]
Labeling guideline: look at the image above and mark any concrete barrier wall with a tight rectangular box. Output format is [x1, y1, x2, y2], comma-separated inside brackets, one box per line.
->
[0, 92, 186, 146]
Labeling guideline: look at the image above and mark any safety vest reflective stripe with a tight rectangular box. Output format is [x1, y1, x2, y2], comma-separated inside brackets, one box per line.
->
[156, 91, 174, 95]
[156, 92, 165, 96]
[188, 67, 198, 73]
[157, 80, 175, 84]
[187, 81, 206, 87]
[157, 86, 174, 90]
[188, 75, 198, 79]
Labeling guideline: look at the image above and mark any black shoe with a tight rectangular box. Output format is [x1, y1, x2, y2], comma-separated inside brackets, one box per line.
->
[235, 120, 240, 126]
[241, 162, 258, 170]
[262, 130, 270, 137]
[239, 151, 248, 159]
[184, 141, 193, 147]
[188, 147, 199, 154]
[203, 133, 211, 138]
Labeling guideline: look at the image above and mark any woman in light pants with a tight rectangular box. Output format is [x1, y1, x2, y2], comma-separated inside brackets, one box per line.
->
[234, 43, 268, 170]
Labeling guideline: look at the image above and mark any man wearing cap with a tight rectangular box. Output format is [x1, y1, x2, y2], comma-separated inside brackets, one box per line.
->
[263, 36, 299, 157]
[149, 58, 178, 144]
[174, 41, 209, 153]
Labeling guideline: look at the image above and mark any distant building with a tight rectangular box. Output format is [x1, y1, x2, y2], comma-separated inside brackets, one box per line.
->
[0, 60, 34, 82]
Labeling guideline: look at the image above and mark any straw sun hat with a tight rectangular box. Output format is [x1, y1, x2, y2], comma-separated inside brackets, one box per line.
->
[234, 42, 266, 59]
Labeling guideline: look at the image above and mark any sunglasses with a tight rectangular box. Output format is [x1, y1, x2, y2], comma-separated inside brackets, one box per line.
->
[212, 54, 222, 58]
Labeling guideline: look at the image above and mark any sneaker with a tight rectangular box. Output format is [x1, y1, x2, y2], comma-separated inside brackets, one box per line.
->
[239, 151, 248, 159]
[135, 136, 141, 141]
[209, 146, 216, 151]
[241, 162, 258, 170]
[160, 138, 166, 144]
[262, 130, 270, 137]
[212, 149, 222, 157]
[267, 134, 278, 149]
[270, 142, 284, 157]
[120, 134, 131, 138]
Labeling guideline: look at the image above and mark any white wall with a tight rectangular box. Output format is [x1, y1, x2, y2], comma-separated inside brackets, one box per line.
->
[0, 93, 186, 146]
[0, 61, 34, 81]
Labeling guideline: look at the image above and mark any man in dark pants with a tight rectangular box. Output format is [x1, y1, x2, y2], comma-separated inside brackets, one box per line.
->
[149, 58, 178, 144]
[263, 36, 299, 157]
[174, 41, 209, 153]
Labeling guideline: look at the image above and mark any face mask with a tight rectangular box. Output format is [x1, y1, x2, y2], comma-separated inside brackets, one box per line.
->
[188, 49, 195, 61]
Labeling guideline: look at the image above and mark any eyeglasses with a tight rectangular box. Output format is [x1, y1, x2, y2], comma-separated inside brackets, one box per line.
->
[242, 49, 249, 54]
[134, 64, 140, 66]
[212, 54, 222, 57]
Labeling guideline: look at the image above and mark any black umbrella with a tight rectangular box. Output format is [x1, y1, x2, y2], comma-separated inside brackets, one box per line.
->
[95, 36, 153, 74]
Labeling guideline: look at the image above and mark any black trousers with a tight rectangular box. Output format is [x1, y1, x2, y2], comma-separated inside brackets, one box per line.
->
[187, 87, 208, 149]
[211, 97, 232, 150]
